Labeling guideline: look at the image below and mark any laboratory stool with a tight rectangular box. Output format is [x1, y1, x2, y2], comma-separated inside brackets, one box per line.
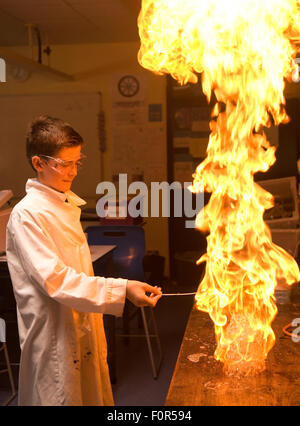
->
[0, 317, 17, 406]
[86, 225, 163, 380]
[118, 303, 163, 379]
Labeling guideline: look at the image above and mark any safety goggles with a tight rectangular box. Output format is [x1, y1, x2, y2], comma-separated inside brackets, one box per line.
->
[38, 154, 87, 174]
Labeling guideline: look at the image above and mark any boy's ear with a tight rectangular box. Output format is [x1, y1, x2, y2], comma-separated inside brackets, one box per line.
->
[31, 156, 43, 173]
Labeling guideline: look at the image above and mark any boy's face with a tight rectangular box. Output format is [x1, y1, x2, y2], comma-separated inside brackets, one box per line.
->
[33, 145, 82, 193]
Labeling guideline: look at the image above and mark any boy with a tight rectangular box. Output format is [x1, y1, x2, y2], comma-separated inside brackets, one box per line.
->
[6, 115, 162, 406]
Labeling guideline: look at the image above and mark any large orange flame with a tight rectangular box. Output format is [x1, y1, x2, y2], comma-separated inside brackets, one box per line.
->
[138, 0, 300, 376]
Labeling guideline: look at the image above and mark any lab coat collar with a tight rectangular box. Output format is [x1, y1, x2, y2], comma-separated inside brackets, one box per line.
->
[25, 178, 86, 207]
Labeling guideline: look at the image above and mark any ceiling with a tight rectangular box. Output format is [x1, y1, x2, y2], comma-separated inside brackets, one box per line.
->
[0, 0, 141, 46]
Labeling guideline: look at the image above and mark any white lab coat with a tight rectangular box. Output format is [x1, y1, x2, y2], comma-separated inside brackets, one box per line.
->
[6, 178, 127, 406]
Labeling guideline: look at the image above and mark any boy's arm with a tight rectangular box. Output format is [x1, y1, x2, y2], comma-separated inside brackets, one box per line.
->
[7, 210, 126, 316]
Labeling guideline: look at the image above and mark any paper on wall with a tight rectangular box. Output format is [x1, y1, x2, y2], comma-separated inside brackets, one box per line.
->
[191, 120, 210, 132]
[174, 161, 195, 184]
[189, 137, 208, 158]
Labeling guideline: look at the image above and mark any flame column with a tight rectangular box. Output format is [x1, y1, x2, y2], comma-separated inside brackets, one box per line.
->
[138, 0, 300, 376]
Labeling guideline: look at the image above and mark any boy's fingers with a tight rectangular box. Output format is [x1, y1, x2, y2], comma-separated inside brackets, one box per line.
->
[144, 283, 162, 295]
[149, 291, 162, 299]
[146, 293, 162, 307]
[152, 294, 162, 304]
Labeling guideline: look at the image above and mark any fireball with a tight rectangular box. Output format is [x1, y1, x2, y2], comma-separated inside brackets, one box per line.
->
[138, 0, 300, 375]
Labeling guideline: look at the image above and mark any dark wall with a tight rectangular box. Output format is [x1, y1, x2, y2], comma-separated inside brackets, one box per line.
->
[256, 97, 300, 182]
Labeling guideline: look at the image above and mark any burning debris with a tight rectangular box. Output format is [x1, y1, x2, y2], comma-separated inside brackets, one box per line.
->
[138, 0, 300, 376]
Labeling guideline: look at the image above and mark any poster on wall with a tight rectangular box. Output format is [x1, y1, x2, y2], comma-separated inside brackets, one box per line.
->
[111, 73, 165, 187]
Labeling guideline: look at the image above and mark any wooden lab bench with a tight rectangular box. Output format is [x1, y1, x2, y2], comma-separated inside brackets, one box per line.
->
[165, 285, 300, 406]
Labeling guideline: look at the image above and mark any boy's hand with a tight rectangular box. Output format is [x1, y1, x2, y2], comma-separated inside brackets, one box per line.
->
[126, 281, 162, 307]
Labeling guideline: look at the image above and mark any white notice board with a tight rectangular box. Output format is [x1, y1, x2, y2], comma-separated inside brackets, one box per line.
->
[0, 92, 102, 199]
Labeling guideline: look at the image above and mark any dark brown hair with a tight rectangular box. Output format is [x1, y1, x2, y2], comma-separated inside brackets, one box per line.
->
[26, 115, 84, 171]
